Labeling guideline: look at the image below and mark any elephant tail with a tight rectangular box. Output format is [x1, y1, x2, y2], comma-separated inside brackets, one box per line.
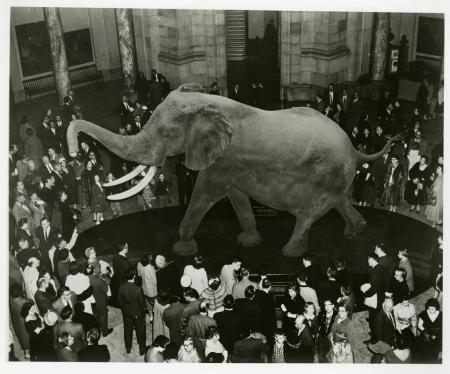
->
[355, 133, 403, 165]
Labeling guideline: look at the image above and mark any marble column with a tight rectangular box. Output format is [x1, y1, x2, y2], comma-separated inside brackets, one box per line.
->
[115, 8, 138, 93]
[371, 13, 390, 83]
[43, 8, 71, 104]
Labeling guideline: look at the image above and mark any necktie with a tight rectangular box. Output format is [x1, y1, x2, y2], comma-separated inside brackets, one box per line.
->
[44, 229, 47, 241]
[389, 312, 395, 328]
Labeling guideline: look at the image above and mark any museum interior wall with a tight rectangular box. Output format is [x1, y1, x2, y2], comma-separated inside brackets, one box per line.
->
[9, 8, 443, 103]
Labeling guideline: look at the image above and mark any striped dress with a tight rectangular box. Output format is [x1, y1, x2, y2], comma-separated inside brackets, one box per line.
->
[201, 283, 228, 312]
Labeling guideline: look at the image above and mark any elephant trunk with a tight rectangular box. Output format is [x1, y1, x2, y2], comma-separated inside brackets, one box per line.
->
[67, 119, 153, 165]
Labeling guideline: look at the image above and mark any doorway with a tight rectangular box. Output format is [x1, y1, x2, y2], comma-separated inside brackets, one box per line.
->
[246, 11, 280, 104]
[225, 10, 280, 106]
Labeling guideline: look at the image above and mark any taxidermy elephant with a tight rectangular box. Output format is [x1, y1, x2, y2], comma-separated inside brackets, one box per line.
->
[67, 84, 397, 257]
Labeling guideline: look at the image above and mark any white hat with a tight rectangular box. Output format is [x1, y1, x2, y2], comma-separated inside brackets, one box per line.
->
[155, 255, 166, 268]
[181, 275, 192, 288]
[44, 311, 58, 326]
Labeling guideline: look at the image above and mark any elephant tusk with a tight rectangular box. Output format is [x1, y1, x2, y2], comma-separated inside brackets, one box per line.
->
[107, 166, 157, 201]
[103, 165, 147, 187]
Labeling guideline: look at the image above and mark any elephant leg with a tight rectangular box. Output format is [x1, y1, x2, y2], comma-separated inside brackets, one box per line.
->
[173, 173, 227, 256]
[282, 202, 333, 257]
[282, 215, 314, 257]
[336, 199, 367, 237]
[226, 187, 262, 247]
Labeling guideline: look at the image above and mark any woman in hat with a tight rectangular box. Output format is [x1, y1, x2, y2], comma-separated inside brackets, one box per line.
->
[327, 331, 354, 363]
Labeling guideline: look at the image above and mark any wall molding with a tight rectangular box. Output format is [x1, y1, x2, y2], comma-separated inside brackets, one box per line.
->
[301, 46, 351, 60]
[158, 51, 206, 65]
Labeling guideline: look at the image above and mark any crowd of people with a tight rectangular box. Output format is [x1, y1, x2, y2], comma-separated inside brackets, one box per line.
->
[9, 237, 443, 363]
[9, 69, 443, 363]
[310, 82, 444, 225]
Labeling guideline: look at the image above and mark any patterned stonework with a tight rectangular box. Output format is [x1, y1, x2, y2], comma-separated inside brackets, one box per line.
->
[115, 8, 138, 92]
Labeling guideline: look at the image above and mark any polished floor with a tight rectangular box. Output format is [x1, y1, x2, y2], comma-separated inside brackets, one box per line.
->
[73, 201, 440, 296]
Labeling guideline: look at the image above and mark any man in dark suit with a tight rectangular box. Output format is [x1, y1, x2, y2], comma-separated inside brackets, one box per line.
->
[118, 268, 146, 355]
[55, 114, 68, 148]
[38, 176, 58, 220]
[163, 295, 184, 345]
[316, 266, 341, 305]
[36, 217, 61, 258]
[86, 265, 113, 337]
[37, 116, 52, 151]
[40, 155, 56, 181]
[149, 69, 163, 110]
[78, 327, 110, 362]
[34, 276, 54, 315]
[313, 94, 325, 114]
[372, 152, 389, 205]
[380, 103, 395, 135]
[340, 88, 350, 113]
[324, 83, 337, 112]
[372, 125, 387, 152]
[254, 278, 277, 342]
[47, 121, 62, 154]
[231, 329, 268, 363]
[52, 286, 77, 316]
[180, 287, 202, 338]
[187, 301, 217, 339]
[286, 315, 314, 363]
[111, 242, 132, 306]
[214, 295, 243, 352]
[229, 84, 242, 103]
[362, 252, 385, 344]
[301, 254, 324, 290]
[347, 92, 364, 133]
[53, 305, 86, 353]
[234, 285, 264, 335]
[375, 243, 396, 290]
[117, 95, 134, 126]
[372, 297, 396, 346]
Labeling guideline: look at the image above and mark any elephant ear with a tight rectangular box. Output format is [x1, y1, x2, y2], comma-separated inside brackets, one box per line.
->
[184, 108, 232, 171]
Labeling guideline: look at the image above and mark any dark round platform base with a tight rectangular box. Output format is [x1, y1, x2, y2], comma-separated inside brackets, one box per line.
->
[73, 200, 439, 296]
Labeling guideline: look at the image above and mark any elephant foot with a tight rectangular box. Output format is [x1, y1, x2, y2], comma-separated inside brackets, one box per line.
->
[344, 220, 367, 237]
[237, 229, 262, 247]
[173, 239, 198, 256]
[282, 240, 308, 258]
